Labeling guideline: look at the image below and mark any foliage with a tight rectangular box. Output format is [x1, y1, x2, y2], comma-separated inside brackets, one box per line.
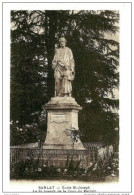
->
[10, 151, 119, 181]
[64, 127, 82, 149]
[10, 111, 47, 146]
[10, 10, 119, 145]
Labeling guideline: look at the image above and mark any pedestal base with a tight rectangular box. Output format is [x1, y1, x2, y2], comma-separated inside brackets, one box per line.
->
[43, 97, 85, 150]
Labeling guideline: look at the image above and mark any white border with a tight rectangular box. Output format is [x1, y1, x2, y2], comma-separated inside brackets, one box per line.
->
[2, 1, 132, 194]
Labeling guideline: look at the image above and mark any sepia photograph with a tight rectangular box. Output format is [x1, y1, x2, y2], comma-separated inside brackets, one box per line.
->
[10, 9, 119, 183]
[2, 1, 132, 194]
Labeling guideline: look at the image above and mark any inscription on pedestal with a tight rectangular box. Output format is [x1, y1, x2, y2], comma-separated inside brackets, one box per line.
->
[51, 114, 67, 123]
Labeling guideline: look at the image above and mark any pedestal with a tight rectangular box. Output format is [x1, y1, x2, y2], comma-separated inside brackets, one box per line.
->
[42, 97, 85, 150]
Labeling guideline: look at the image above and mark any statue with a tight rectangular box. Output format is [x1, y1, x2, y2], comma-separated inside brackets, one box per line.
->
[43, 38, 84, 151]
[52, 37, 75, 97]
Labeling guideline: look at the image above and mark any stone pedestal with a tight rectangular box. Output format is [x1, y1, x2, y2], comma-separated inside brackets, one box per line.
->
[42, 97, 85, 150]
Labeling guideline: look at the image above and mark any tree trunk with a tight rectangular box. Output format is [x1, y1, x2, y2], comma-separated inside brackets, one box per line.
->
[45, 11, 58, 100]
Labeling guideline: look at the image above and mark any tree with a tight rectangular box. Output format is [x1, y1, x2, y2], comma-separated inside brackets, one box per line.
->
[10, 10, 119, 145]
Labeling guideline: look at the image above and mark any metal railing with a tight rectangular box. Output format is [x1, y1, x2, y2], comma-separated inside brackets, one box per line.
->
[10, 148, 98, 166]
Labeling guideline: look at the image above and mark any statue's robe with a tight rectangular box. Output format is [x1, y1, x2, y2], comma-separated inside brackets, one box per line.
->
[52, 47, 75, 97]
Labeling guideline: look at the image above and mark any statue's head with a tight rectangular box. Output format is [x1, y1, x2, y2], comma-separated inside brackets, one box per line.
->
[59, 37, 67, 48]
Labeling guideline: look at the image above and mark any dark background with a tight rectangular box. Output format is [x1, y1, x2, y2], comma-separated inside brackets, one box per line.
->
[10, 10, 119, 148]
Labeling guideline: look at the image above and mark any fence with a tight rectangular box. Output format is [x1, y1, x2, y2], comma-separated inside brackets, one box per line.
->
[10, 147, 98, 167]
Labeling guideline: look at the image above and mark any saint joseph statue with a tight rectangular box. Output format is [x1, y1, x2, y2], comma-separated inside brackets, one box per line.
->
[52, 38, 75, 97]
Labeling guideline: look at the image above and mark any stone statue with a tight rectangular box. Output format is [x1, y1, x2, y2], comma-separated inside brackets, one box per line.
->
[44, 38, 84, 151]
[52, 37, 75, 97]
